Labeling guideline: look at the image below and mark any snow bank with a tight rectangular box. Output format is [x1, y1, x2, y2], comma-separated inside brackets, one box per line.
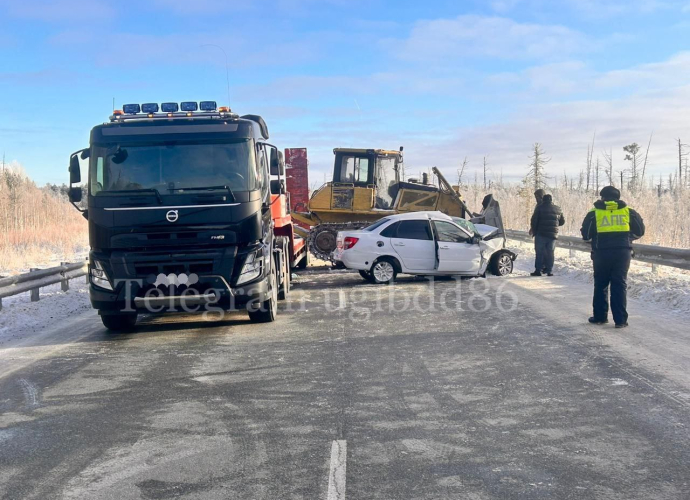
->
[0, 280, 91, 346]
[510, 240, 690, 317]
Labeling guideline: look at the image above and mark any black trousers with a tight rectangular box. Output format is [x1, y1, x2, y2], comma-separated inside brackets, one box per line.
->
[592, 249, 632, 325]
[534, 235, 556, 273]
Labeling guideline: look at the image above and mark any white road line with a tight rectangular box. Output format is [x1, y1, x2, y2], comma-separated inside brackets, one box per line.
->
[327, 440, 347, 500]
[18, 378, 38, 407]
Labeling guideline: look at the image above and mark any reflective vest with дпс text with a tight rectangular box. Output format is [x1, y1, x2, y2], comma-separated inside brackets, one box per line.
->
[594, 202, 630, 233]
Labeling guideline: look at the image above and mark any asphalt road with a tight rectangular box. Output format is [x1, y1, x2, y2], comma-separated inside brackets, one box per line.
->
[1, 269, 689, 499]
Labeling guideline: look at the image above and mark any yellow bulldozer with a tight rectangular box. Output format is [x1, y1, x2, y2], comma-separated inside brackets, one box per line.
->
[291, 148, 474, 260]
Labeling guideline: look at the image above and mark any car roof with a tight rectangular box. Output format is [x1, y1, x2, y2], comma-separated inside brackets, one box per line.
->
[384, 211, 453, 222]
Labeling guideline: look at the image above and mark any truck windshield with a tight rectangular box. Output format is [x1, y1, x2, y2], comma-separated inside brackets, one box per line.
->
[90, 140, 256, 195]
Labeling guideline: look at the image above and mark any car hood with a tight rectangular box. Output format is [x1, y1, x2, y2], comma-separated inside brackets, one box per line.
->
[474, 224, 500, 239]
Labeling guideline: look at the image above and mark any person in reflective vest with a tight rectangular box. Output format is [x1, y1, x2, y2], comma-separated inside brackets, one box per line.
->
[580, 186, 645, 328]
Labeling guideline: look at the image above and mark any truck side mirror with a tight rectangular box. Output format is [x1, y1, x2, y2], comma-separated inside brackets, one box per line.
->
[69, 153, 82, 184]
[69, 186, 82, 203]
[270, 149, 284, 176]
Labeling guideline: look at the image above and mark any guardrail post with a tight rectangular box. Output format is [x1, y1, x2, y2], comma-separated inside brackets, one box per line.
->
[30, 268, 40, 302]
[60, 262, 70, 292]
[0, 298, 2, 311]
[651, 263, 659, 274]
[569, 246, 576, 258]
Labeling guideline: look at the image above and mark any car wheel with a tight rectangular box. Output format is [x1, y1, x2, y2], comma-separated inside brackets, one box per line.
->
[490, 252, 513, 276]
[101, 312, 137, 332]
[370, 258, 397, 284]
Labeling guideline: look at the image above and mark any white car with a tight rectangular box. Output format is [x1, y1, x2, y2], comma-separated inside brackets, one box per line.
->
[333, 211, 516, 284]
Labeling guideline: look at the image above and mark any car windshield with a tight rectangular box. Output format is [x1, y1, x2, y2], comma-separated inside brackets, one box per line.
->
[363, 218, 390, 231]
[89, 140, 256, 195]
[451, 217, 480, 236]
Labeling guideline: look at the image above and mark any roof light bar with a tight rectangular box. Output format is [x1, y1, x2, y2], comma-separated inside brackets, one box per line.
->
[123, 104, 140, 114]
[200, 101, 217, 111]
[180, 101, 198, 112]
[161, 102, 179, 113]
[141, 103, 159, 113]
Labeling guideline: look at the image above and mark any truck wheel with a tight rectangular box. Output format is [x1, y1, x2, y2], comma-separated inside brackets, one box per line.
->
[101, 313, 137, 332]
[278, 245, 290, 300]
[295, 250, 309, 270]
[248, 267, 278, 323]
[490, 252, 513, 276]
[370, 258, 397, 284]
[359, 270, 374, 282]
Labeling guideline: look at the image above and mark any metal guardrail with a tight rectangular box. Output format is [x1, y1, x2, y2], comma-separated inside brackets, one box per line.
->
[505, 230, 690, 271]
[0, 261, 88, 311]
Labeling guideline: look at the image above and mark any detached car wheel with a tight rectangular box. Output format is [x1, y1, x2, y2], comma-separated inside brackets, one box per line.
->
[370, 259, 397, 284]
[490, 252, 514, 276]
[248, 266, 278, 323]
[101, 313, 137, 332]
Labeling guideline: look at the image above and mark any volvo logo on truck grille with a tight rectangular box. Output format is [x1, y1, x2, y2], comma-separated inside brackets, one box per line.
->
[166, 210, 179, 223]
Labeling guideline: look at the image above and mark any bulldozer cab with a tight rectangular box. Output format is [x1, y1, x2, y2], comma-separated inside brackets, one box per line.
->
[331, 148, 402, 211]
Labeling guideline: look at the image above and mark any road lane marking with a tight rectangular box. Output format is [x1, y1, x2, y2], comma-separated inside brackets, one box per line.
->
[18, 378, 39, 407]
[327, 440, 347, 500]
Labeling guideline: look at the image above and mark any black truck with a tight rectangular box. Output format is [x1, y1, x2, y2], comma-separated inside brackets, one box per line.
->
[68, 101, 296, 331]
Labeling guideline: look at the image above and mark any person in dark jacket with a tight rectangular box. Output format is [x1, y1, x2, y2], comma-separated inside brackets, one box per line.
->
[529, 193, 565, 276]
[580, 186, 645, 328]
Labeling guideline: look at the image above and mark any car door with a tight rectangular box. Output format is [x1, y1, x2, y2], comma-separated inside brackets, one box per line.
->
[432, 220, 481, 273]
[390, 219, 436, 271]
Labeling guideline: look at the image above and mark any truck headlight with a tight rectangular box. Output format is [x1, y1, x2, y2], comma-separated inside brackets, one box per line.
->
[91, 261, 113, 291]
[236, 251, 264, 285]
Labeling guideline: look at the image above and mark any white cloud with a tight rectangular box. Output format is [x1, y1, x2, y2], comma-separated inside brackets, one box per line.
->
[387, 15, 592, 63]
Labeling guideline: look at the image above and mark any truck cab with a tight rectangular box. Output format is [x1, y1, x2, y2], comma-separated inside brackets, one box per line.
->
[69, 102, 289, 330]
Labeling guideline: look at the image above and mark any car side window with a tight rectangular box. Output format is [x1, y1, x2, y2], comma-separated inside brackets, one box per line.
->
[380, 221, 400, 237]
[395, 220, 432, 240]
[434, 221, 471, 243]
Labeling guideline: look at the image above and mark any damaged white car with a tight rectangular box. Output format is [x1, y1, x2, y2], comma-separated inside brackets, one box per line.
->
[333, 198, 516, 284]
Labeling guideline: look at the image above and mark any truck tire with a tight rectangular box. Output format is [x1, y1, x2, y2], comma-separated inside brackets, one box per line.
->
[295, 249, 309, 270]
[359, 270, 374, 282]
[278, 242, 291, 300]
[101, 312, 137, 332]
[248, 266, 278, 323]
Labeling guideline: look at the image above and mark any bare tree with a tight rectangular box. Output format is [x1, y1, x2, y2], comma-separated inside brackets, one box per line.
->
[585, 132, 595, 192]
[678, 138, 688, 190]
[595, 156, 601, 193]
[623, 143, 642, 192]
[457, 157, 468, 186]
[602, 148, 614, 185]
[524, 143, 550, 191]
[482, 156, 489, 190]
[640, 133, 653, 185]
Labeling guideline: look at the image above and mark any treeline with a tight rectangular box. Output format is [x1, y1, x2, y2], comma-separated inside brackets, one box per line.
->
[0, 164, 87, 273]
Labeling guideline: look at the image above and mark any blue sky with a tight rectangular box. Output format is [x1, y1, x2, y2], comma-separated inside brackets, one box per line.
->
[1, 0, 689, 186]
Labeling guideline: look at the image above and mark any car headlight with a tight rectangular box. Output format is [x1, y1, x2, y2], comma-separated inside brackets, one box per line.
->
[90, 261, 113, 291]
[236, 251, 264, 285]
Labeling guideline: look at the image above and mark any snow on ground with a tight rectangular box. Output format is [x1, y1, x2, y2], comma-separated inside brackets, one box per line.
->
[508, 239, 690, 317]
[0, 280, 91, 346]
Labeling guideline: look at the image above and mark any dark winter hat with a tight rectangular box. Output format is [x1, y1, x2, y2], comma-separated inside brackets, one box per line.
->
[534, 188, 545, 200]
[600, 186, 621, 201]
[542, 194, 553, 203]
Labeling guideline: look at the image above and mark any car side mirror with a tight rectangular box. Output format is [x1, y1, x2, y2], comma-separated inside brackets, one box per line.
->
[69, 186, 82, 203]
[69, 154, 82, 184]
